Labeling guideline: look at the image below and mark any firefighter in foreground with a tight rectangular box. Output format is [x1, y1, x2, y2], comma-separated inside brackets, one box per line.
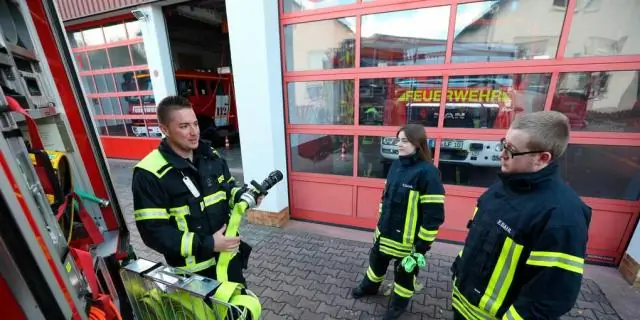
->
[352, 123, 446, 320]
[450, 111, 591, 320]
[131, 95, 260, 286]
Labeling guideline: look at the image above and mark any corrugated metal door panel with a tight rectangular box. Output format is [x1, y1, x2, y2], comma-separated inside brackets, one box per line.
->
[55, 0, 156, 21]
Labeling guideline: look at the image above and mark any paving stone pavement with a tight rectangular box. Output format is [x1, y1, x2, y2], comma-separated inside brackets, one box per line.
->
[108, 159, 622, 320]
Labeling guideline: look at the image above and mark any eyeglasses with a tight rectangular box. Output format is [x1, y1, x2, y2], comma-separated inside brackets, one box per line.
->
[499, 138, 548, 159]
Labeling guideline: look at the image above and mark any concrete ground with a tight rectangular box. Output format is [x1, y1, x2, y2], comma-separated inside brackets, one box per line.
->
[108, 150, 639, 320]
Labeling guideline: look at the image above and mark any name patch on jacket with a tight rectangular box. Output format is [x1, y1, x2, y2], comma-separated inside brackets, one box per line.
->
[497, 219, 513, 236]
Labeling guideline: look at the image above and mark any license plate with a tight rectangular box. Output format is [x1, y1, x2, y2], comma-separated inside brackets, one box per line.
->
[441, 140, 464, 150]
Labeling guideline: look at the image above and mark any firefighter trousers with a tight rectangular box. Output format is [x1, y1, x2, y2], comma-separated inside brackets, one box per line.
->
[357, 242, 418, 309]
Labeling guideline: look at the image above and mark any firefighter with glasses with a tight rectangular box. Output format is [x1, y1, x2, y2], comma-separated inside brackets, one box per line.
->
[352, 123, 445, 320]
[450, 111, 591, 319]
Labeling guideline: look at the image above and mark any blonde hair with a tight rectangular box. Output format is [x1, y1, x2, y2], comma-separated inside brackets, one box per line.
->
[510, 111, 570, 158]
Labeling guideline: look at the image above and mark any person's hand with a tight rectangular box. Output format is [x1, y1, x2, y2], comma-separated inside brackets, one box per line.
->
[213, 224, 240, 252]
[256, 196, 265, 206]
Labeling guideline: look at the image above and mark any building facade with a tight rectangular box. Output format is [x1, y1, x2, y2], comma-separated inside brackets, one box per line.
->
[55, 0, 640, 267]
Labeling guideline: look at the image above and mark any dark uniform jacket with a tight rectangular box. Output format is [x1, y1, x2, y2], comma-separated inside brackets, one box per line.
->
[451, 162, 591, 320]
[131, 139, 243, 273]
[374, 153, 446, 257]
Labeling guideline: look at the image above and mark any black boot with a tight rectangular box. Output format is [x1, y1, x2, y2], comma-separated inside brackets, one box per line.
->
[351, 277, 380, 299]
[383, 306, 406, 320]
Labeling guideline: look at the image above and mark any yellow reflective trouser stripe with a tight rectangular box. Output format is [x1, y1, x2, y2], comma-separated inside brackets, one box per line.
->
[169, 206, 189, 232]
[479, 237, 523, 316]
[229, 294, 262, 320]
[379, 237, 412, 257]
[214, 282, 240, 303]
[366, 267, 384, 283]
[402, 190, 419, 245]
[134, 208, 170, 221]
[452, 285, 497, 320]
[458, 248, 464, 257]
[418, 226, 438, 242]
[502, 305, 524, 320]
[526, 251, 584, 274]
[419, 194, 445, 203]
[473, 207, 479, 218]
[180, 232, 194, 257]
[393, 282, 413, 298]
[203, 191, 226, 208]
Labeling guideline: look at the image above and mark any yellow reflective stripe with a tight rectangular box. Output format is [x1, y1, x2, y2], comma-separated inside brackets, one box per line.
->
[229, 294, 262, 320]
[379, 245, 409, 258]
[379, 237, 413, 251]
[502, 305, 524, 320]
[179, 257, 216, 273]
[180, 232, 194, 257]
[526, 251, 584, 274]
[418, 227, 438, 242]
[479, 237, 523, 316]
[366, 267, 384, 283]
[452, 285, 496, 320]
[203, 191, 226, 208]
[229, 187, 241, 207]
[419, 194, 445, 203]
[403, 190, 419, 244]
[378, 202, 382, 216]
[393, 282, 413, 298]
[135, 150, 171, 178]
[134, 208, 169, 221]
[169, 205, 189, 232]
[227, 176, 235, 183]
[217, 175, 225, 183]
[473, 207, 479, 218]
[458, 248, 464, 257]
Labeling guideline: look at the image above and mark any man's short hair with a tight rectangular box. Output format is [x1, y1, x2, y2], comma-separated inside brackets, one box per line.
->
[156, 95, 192, 125]
[510, 111, 570, 158]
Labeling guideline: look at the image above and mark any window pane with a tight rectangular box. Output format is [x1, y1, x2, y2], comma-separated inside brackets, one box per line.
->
[288, 80, 355, 125]
[290, 134, 353, 176]
[551, 70, 640, 132]
[361, 6, 450, 67]
[358, 136, 436, 178]
[559, 144, 640, 200]
[453, 1, 566, 63]
[284, 18, 356, 71]
[74, 53, 90, 71]
[564, 0, 639, 57]
[283, 0, 355, 13]
[99, 98, 120, 115]
[94, 74, 116, 93]
[115, 71, 138, 92]
[81, 76, 96, 94]
[131, 43, 147, 65]
[177, 79, 195, 97]
[94, 120, 108, 135]
[103, 23, 127, 43]
[360, 76, 443, 126]
[106, 120, 127, 136]
[443, 73, 551, 129]
[439, 138, 502, 187]
[89, 98, 101, 115]
[107, 46, 132, 68]
[126, 21, 142, 39]
[82, 27, 104, 46]
[68, 31, 84, 48]
[87, 49, 109, 69]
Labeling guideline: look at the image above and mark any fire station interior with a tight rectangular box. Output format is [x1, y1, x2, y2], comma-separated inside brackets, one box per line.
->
[163, 0, 238, 149]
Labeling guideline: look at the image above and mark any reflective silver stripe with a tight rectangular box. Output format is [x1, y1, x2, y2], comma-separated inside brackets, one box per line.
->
[180, 257, 216, 273]
[418, 227, 438, 242]
[169, 206, 189, 215]
[181, 232, 194, 257]
[504, 305, 524, 320]
[133, 208, 170, 221]
[203, 191, 226, 207]
[419, 194, 445, 203]
[526, 251, 584, 274]
[169, 206, 189, 232]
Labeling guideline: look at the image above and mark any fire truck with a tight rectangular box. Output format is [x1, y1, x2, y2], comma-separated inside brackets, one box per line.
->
[1, 1, 265, 319]
[127, 69, 238, 147]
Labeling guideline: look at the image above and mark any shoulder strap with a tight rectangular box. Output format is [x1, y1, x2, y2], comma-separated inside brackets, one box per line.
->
[135, 150, 172, 178]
